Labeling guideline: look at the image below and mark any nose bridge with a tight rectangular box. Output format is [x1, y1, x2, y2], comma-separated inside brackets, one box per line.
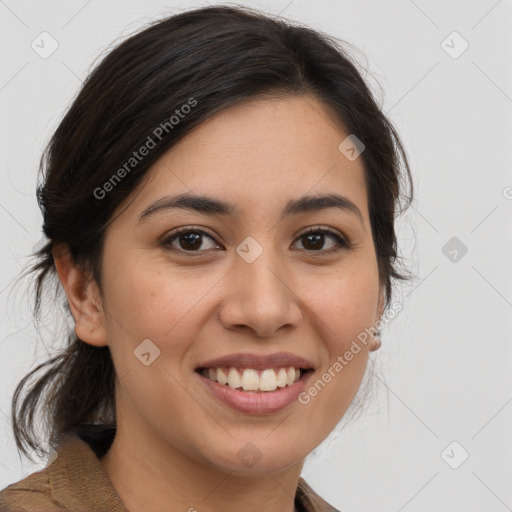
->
[236, 234, 288, 302]
[220, 234, 302, 336]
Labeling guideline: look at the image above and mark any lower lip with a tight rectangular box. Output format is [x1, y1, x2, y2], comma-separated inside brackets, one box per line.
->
[196, 371, 314, 414]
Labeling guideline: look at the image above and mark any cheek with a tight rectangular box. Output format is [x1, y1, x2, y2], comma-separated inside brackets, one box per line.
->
[299, 273, 376, 430]
[303, 265, 380, 349]
[101, 256, 220, 361]
[102, 251, 175, 321]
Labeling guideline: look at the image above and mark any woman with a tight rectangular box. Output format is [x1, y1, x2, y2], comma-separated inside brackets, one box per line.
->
[0, 4, 413, 511]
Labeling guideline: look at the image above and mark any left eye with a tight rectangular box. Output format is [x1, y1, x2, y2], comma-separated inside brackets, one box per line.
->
[161, 227, 348, 253]
[293, 228, 348, 252]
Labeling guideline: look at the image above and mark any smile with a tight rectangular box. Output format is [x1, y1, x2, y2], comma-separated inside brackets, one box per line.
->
[195, 366, 314, 414]
[197, 366, 307, 392]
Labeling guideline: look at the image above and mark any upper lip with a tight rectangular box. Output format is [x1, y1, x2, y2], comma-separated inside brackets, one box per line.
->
[196, 352, 315, 371]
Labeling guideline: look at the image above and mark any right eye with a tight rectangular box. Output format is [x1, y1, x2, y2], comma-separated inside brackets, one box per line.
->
[161, 227, 222, 253]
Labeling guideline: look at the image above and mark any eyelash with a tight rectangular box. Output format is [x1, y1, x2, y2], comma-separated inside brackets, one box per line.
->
[161, 226, 351, 255]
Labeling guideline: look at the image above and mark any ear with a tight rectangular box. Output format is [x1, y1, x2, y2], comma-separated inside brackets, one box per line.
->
[52, 244, 108, 347]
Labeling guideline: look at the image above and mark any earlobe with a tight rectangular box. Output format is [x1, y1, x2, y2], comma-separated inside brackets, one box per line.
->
[52, 244, 108, 347]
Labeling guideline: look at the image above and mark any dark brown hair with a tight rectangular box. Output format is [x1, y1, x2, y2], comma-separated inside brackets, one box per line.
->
[11, 4, 413, 461]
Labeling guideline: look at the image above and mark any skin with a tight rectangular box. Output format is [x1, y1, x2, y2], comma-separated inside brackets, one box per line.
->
[54, 94, 384, 512]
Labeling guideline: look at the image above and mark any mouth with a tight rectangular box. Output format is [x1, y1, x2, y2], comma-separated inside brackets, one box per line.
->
[194, 352, 315, 414]
[195, 366, 314, 393]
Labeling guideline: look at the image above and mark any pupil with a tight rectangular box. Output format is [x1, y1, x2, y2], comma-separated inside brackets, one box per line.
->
[181, 232, 201, 250]
[305, 233, 323, 250]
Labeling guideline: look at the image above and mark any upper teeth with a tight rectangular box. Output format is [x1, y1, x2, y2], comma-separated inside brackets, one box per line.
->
[202, 367, 302, 392]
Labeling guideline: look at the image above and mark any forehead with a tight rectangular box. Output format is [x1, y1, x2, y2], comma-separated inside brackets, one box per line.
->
[119, 94, 369, 223]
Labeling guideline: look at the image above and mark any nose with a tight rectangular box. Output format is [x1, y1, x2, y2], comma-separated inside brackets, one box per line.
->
[218, 240, 303, 338]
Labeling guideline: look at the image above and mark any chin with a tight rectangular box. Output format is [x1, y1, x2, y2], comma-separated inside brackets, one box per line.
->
[196, 433, 311, 475]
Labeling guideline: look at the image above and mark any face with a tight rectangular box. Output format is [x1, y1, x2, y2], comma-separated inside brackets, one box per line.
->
[77, 94, 384, 474]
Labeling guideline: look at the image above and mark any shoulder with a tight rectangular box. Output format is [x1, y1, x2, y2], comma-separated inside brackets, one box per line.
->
[0, 466, 66, 512]
[0, 426, 123, 512]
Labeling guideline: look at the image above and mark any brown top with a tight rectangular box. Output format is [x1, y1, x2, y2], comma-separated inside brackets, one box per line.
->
[0, 425, 340, 511]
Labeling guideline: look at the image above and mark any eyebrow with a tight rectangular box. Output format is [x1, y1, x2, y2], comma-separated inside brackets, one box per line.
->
[137, 192, 365, 227]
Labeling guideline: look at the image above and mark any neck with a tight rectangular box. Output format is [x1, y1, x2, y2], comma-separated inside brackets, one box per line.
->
[99, 419, 303, 512]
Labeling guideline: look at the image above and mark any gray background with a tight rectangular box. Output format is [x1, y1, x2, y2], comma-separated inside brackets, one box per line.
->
[1, 1, 511, 510]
